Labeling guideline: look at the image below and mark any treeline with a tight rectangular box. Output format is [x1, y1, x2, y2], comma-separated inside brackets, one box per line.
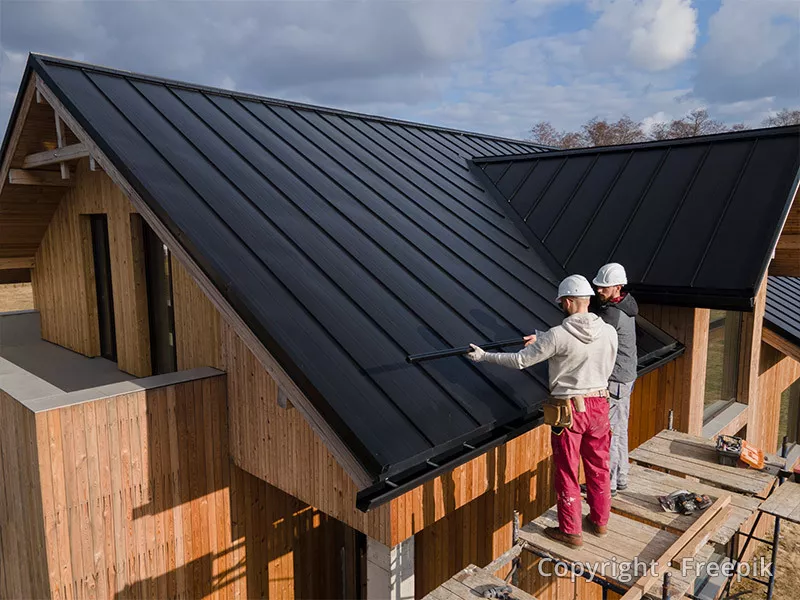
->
[528, 108, 800, 149]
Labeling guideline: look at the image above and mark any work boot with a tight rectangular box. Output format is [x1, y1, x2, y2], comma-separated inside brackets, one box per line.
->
[543, 526, 583, 548]
[584, 515, 608, 537]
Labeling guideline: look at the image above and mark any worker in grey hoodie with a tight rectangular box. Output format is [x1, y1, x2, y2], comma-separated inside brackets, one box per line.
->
[592, 263, 638, 497]
[467, 275, 617, 548]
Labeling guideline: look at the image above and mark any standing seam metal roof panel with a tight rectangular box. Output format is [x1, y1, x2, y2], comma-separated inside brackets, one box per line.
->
[765, 277, 800, 348]
[22, 55, 684, 505]
[477, 128, 800, 309]
[32, 55, 563, 482]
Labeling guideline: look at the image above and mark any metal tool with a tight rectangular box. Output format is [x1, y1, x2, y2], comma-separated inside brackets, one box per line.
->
[406, 337, 527, 364]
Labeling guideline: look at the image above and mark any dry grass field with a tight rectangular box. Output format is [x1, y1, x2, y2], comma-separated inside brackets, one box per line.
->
[729, 519, 799, 599]
[0, 282, 34, 312]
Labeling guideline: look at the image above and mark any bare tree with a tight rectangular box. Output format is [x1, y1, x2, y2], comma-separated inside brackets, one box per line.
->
[582, 116, 646, 147]
[762, 108, 800, 127]
[527, 121, 584, 149]
[529, 106, 795, 150]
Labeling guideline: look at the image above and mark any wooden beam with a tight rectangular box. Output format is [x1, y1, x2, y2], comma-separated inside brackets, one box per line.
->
[762, 327, 800, 365]
[670, 505, 733, 568]
[22, 143, 89, 169]
[0, 78, 36, 199]
[0, 257, 35, 270]
[620, 496, 731, 600]
[53, 113, 70, 180]
[8, 169, 73, 187]
[33, 74, 374, 490]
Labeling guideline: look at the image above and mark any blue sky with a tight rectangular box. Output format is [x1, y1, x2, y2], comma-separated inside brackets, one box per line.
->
[1, 0, 798, 140]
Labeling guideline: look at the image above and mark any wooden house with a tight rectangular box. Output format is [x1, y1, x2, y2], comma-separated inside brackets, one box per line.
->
[0, 54, 798, 599]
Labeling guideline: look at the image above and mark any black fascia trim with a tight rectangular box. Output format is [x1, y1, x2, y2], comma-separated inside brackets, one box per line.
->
[356, 411, 545, 511]
[629, 286, 756, 311]
[29, 55, 384, 480]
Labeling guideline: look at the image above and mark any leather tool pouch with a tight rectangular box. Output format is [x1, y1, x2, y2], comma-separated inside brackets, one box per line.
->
[543, 397, 573, 428]
[572, 395, 587, 413]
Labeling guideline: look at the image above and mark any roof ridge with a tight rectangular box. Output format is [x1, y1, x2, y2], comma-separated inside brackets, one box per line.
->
[473, 123, 800, 164]
[30, 52, 544, 150]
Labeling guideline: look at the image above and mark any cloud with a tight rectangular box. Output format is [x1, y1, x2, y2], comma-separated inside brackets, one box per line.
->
[0, 0, 495, 132]
[0, 0, 795, 144]
[694, 0, 800, 105]
[584, 0, 698, 71]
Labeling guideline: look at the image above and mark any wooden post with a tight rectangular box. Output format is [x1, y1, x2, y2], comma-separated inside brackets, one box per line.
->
[738, 280, 767, 405]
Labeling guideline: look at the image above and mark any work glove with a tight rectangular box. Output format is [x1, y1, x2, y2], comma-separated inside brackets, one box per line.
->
[467, 344, 486, 362]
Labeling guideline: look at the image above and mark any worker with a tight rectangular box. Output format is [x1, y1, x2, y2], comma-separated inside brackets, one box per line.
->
[467, 275, 617, 548]
[592, 263, 638, 497]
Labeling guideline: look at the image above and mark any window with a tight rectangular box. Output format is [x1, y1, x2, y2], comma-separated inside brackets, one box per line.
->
[142, 221, 177, 375]
[703, 310, 742, 422]
[90, 215, 117, 361]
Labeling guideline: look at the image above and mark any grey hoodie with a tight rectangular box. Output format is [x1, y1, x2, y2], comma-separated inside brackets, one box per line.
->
[594, 293, 638, 384]
[481, 313, 618, 398]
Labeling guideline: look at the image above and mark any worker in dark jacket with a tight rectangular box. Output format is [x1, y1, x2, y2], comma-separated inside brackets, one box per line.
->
[592, 263, 637, 497]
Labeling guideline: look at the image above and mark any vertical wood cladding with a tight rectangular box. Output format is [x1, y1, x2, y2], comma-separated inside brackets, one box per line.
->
[5, 375, 358, 600]
[0, 391, 49, 599]
[636, 304, 709, 438]
[32, 159, 151, 376]
[757, 343, 800, 452]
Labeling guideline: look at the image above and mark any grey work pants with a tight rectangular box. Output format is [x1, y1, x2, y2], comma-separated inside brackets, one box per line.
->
[609, 380, 634, 491]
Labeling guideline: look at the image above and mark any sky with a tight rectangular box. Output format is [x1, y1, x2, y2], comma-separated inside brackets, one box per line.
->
[0, 0, 798, 140]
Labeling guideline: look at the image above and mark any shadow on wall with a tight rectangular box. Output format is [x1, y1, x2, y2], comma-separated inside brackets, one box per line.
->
[121, 376, 361, 599]
[414, 439, 556, 597]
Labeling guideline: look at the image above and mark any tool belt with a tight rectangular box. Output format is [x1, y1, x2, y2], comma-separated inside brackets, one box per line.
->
[543, 390, 609, 428]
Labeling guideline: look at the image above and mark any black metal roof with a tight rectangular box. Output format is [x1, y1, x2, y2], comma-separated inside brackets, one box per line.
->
[765, 277, 800, 348]
[22, 55, 683, 507]
[476, 128, 800, 310]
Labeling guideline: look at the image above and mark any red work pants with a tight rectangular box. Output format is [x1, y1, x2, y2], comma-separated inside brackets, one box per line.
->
[550, 396, 611, 536]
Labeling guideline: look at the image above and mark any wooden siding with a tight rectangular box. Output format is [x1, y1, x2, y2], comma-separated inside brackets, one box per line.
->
[3, 375, 360, 600]
[170, 257, 392, 547]
[771, 187, 799, 276]
[32, 159, 151, 376]
[638, 304, 709, 436]
[0, 391, 50, 599]
[755, 343, 800, 451]
[412, 425, 555, 597]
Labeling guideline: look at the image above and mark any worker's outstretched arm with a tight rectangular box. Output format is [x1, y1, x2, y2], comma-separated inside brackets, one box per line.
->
[467, 330, 557, 369]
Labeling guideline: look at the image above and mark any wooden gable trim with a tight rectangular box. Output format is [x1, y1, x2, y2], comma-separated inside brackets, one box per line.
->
[762, 326, 800, 365]
[33, 74, 374, 491]
[0, 78, 36, 200]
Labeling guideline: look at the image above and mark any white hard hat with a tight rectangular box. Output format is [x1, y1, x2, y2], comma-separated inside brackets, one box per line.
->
[555, 274, 595, 302]
[593, 263, 628, 287]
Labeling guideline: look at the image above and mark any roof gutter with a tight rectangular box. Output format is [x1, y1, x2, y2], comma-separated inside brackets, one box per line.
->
[356, 340, 684, 511]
